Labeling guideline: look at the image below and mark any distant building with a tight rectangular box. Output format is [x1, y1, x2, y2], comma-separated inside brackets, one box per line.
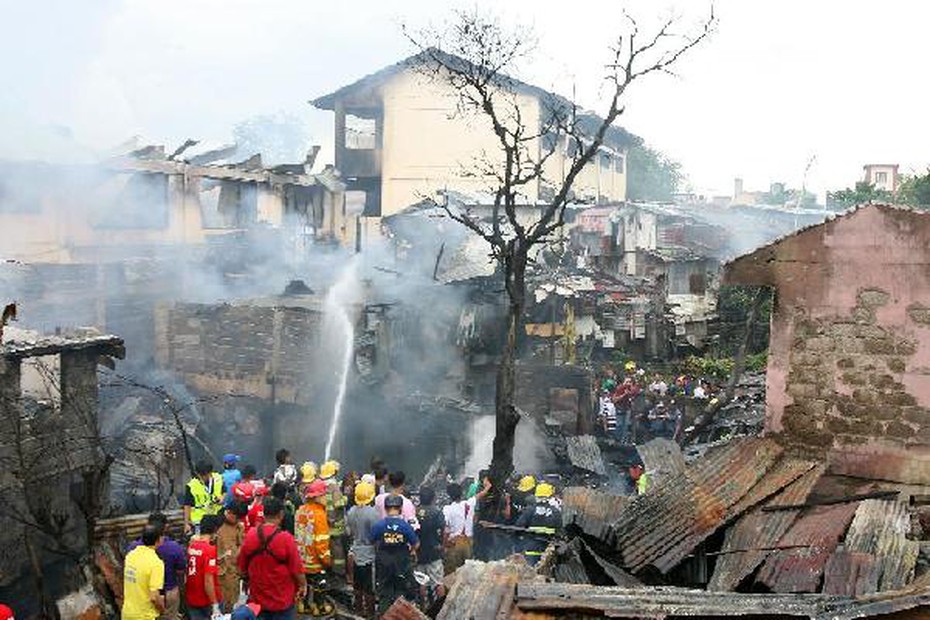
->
[312, 49, 634, 232]
[863, 163, 899, 192]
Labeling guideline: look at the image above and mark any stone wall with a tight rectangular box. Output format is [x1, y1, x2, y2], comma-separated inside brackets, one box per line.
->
[156, 301, 324, 405]
[725, 206, 930, 484]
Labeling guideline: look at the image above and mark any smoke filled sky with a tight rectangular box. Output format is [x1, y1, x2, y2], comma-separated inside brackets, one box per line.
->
[2, 0, 927, 198]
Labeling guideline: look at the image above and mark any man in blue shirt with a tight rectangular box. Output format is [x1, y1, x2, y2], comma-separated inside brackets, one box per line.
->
[371, 494, 419, 615]
[221, 453, 242, 493]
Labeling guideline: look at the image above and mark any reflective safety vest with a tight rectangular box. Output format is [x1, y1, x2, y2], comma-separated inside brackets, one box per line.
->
[188, 473, 224, 524]
[636, 472, 652, 495]
[521, 499, 561, 557]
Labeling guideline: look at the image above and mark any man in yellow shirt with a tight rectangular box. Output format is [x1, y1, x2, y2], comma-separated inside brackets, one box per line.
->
[122, 524, 166, 620]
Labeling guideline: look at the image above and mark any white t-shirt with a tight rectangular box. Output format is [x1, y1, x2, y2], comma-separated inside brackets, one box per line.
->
[443, 497, 476, 538]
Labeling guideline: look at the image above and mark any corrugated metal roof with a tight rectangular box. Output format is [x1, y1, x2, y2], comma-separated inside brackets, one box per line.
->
[561, 487, 627, 540]
[756, 501, 860, 593]
[381, 597, 429, 620]
[822, 499, 919, 595]
[564, 435, 607, 476]
[605, 437, 784, 573]
[509, 581, 930, 619]
[708, 462, 824, 591]
[437, 560, 538, 620]
[513, 582, 838, 618]
[636, 437, 686, 488]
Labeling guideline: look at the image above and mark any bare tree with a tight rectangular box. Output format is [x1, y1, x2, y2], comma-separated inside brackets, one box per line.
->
[406, 8, 714, 487]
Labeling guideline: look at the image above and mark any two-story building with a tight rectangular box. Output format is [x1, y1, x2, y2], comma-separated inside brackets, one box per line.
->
[312, 49, 634, 241]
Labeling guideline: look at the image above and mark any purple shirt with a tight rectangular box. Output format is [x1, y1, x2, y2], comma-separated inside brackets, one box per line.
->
[126, 537, 186, 590]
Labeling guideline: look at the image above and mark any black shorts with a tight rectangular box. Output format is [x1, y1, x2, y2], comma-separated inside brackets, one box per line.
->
[353, 563, 374, 593]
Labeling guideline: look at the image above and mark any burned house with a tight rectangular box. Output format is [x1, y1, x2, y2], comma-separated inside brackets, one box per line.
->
[565, 202, 730, 358]
[0, 329, 125, 610]
[724, 203, 930, 485]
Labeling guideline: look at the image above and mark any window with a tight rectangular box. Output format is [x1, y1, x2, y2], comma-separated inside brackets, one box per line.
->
[615, 155, 625, 174]
[875, 171, 888, 184]
[600, 154, 611, 170]
[344, 114, 376, 150]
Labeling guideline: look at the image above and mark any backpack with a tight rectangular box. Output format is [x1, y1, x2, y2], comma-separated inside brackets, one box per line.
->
[243, 525, 287, 571]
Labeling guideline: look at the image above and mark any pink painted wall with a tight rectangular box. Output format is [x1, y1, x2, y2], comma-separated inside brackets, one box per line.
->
[726, 205, 930, 483]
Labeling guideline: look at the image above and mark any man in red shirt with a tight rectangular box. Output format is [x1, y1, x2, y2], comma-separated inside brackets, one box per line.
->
[186, 515, 222, 619]
[238, 497, 306, 619]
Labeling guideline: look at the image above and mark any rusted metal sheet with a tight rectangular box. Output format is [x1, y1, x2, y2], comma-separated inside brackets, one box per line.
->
[606, 437, 783, 573]
[564, 435, 607, 475]
[708, 462, 823, 591]
[756, 502, 860, 593]
[437, 560, 537, 620]
[561, 487, 627, 540]
[382, 597, 429, 620]
[513, 582, 838, 617]
[822, 499, 919, 595]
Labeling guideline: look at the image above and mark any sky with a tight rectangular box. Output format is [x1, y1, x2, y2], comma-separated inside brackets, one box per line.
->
[2, 0, 928, 199]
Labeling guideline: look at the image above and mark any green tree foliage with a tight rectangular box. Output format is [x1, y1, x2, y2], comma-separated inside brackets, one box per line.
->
[626, 141, 683, 202]
[897, 170, 930, 209]
[826, 181, 892, 210]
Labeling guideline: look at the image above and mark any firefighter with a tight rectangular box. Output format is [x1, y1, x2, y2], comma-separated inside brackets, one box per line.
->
[184, 460, 225, 535]
[515, 482, 561, 566]
[320, 459, 348, 578]
[294, 479, 334, 617]
[372, 494, 419, 614]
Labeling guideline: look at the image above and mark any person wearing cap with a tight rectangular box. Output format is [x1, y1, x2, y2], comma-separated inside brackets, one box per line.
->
[515, 483, 561, 566]
[216, 503, 247, 613]
[229, 603, 261, 620]
[298, 461, 318, 499]
[185, 460, 225, 535]
[122, 524, 165, 619]
[294, 479, 333, 616]
[371, 494, 419, 615]
[320, 460, 347, 578]
[222, 454, 243, 493]
[238, 497, 306, 619]
[346, 481, 378, 617]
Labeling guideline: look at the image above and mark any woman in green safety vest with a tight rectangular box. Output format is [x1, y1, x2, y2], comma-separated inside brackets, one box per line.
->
[184, 460, 225, 535]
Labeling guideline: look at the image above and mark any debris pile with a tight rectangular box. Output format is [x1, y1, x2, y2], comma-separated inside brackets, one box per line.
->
[438, 436, 930, 618]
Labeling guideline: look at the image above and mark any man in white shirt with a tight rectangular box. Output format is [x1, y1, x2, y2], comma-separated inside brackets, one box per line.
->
[441, 482, 475, 575]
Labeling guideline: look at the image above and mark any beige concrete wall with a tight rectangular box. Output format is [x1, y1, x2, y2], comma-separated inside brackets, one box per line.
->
[379, 68, 543, 216]
[541, 137, 627, 204]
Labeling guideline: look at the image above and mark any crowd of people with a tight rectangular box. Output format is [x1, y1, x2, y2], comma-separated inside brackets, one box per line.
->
[597, 361, 722, 445]
[121, 450, 565, 620]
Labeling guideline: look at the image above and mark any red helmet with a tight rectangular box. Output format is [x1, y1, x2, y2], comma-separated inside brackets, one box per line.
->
[305, 479, 327, 498]
[232, 481, 255, 501]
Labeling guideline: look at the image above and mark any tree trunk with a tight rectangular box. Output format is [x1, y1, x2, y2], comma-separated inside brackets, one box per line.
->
[489, 252, 527, 489]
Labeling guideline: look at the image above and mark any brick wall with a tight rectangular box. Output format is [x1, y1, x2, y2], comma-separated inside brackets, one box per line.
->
[157, 301, 324, 406]
[726, 206, 930, 484]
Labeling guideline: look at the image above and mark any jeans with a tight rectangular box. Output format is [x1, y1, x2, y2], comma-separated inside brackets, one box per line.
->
[258, 607, 295, 620]
[187, 606, 211, 620]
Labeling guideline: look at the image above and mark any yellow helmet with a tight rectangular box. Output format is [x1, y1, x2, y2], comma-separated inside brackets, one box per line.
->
[624, 360, 636, 372]
[535, 482, 555, 498]
[300, 461, 318, 483]
[517, 475, 536, 493]
[321, 460, 340, 480]
[354, 481, 375, 506]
